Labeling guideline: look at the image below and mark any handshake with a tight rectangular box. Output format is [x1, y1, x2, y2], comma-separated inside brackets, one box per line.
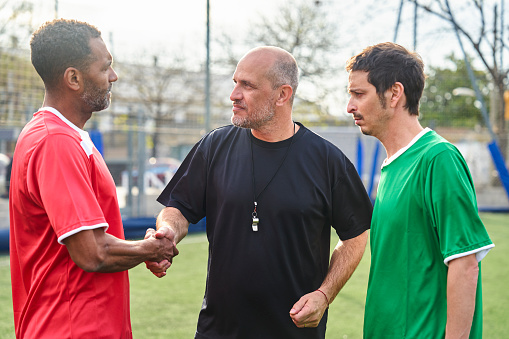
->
[143, 226, 180, 278]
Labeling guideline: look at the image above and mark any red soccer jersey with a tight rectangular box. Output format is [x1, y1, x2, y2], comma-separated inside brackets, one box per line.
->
[9, 107, 132, 338]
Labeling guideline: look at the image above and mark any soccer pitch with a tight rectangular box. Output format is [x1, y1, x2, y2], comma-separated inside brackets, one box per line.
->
[0, 213, 507, 338]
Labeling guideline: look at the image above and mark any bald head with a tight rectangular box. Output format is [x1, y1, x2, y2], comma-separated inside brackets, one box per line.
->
[241, 46, 295, 64]
[239, 46, 299, 105]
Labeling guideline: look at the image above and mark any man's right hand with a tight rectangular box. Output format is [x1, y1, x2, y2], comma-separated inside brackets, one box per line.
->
[144, 226, 179, 278]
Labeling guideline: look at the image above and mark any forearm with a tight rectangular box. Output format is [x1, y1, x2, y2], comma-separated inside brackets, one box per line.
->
[91, 234, 164, 272]
[445, 254, 479, 339]
[289, 230, 368, 328]
[156, 207, 190, 244]
[64, 228, 175, 273]
[319, 230, 368, 304]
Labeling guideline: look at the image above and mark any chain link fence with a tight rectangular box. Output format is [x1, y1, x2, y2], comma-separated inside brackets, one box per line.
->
[0, 43, 508, 224]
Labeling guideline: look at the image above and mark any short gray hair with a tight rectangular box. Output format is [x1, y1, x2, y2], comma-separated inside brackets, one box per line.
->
[266, 52, 299, 105]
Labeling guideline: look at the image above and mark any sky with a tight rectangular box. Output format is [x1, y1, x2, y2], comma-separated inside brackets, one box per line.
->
[10, 0, 506, 115]
[30, 0, 290, 61]
[25, 0, 466, 65]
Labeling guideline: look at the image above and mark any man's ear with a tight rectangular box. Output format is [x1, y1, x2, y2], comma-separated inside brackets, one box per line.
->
[276, 84, 294, 106]
[389, 82, 405, 108]
[63, 67, 82, 91]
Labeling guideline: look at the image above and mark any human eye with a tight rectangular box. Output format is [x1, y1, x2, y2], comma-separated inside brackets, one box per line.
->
[104, 62, 112, 72]
[242, 81, 255, 89]
[351, 90, 363, 98]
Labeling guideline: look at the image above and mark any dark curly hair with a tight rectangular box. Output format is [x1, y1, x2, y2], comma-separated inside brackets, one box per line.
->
[30, 19, 101, 88]
[346, 42, 425, 116]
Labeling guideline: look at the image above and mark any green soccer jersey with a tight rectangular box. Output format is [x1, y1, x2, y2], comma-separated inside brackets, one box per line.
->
[364, 129, 494, 339]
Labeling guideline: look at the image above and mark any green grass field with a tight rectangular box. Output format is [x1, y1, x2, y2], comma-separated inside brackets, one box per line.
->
[0, 212, 507, 338]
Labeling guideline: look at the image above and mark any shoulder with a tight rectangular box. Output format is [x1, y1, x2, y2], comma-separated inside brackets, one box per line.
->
[420, 131, 463, 161]
[38, 110, 82, 142]
[199, 125, 247, 148]
[294, 124, 356, 179]
[185, 125, 248, 162]
[207, 124, 241, 140]
[200, 125, 246, 142]
[414, 132, 471, 180]
[297, 124, 349, 161]
[17, 112, 82, 156]
[297, 123, 341, 148]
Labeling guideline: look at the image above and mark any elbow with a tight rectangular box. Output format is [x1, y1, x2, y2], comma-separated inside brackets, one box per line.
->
[72, 249, 108, 273]
[79, 260, 104, 273]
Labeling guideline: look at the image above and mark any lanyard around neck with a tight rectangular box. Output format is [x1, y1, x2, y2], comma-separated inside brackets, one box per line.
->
[250, 123, 296, 231]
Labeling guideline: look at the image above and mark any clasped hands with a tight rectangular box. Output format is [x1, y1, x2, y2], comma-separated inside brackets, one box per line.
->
[144, 226, 179, 278]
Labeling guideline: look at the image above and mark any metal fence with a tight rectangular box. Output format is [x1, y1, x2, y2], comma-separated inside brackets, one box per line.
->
[0, 44, 508, 223]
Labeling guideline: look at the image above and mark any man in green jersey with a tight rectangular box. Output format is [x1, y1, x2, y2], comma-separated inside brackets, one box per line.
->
[346, 42, 494, 338]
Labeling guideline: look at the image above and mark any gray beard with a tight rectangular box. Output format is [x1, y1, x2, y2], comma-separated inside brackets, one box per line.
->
[231, 102, 275, 129]
[81, 83, 110, 112]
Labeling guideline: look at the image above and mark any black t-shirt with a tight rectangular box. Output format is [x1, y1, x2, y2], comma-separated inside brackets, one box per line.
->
[157, 123, 372, 339]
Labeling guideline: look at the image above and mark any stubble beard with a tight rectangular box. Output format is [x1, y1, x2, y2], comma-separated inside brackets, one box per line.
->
[81, 80, 111, 112]
[359, 96, 390, 137]
[231, 100, 276, 130]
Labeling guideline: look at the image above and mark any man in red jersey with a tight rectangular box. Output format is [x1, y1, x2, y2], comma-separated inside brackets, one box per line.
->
[9, 19, 179, 338]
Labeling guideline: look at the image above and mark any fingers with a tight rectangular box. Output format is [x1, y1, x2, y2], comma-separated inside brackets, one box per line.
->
[145, 259, 172, 278]
[144, 226, 180, 278]
[145, 259, 171, 272]
[289, 297, 306, 315]
[145, 228, 156, 239]
[155, 225, 174, 239]
[146, 226, 175, 241]
[289, 291, 328, 328]
[156, 226, 180, 259]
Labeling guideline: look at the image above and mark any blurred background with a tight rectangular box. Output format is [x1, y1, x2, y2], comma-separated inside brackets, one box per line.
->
[1, 0, 509, 235]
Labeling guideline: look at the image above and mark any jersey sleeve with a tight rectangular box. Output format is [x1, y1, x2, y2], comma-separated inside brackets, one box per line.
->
[27, 134, 108, 244]
[331, 158, 373, 240]
[157, 140, 207, 224]
[425, 145, 494, 265]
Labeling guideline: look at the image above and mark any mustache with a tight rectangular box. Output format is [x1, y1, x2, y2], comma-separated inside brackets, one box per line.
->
[232, 100, 246, 109]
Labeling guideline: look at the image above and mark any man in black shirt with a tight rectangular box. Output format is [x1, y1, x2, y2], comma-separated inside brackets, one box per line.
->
[147, 46, 372, 339]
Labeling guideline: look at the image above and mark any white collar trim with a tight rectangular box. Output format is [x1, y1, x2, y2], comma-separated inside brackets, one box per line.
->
[381, 127, 432, 168]
[40, 107, 95, 156]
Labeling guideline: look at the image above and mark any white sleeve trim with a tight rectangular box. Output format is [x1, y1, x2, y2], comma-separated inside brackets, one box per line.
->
[443, 243, 495, 266]
[58, 223, 109, 245]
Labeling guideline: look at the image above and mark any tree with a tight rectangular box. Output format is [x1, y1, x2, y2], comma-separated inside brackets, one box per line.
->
[114, 55, 204, 158]
[214, 0, 342, 122]
[409, 0, 509, 157]
[420, 53, 490, 129]
[0, 0, 34, 48]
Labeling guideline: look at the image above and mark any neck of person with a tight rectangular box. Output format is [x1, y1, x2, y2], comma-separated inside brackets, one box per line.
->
[380, 115, 424, 159]
[251, 119, 298, 142]
[43, 94, 91, 129]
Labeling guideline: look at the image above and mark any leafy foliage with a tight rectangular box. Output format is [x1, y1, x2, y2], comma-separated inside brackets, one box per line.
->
[420, 53, 490, 129]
